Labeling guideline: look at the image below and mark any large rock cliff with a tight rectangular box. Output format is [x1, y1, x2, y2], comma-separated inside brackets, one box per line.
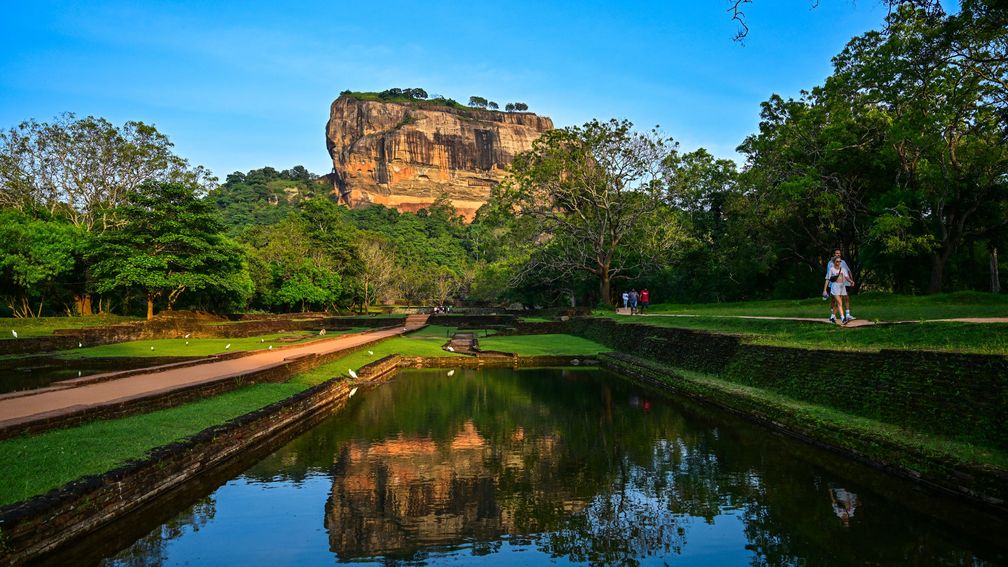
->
[325, 94, 553, 220]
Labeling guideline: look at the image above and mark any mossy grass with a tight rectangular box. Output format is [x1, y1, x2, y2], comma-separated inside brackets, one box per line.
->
[0, 331, 603, 505]
[607, 356, 1008, 471]
[0, 315, 141, 339]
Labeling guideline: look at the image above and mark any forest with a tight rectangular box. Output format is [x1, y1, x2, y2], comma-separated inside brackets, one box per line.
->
[0, 3, 1005, 318]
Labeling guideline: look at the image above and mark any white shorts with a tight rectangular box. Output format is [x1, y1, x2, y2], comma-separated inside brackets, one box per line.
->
[830, 282, 848, 296]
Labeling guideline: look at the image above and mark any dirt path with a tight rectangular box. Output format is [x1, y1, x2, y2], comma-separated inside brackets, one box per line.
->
[614, 308, 1008, 327]
[0, 322, 421, 429]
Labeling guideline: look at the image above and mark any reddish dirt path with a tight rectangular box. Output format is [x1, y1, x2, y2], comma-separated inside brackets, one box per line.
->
[0, 321, 422, 429]
[614, 308, 1008, 327]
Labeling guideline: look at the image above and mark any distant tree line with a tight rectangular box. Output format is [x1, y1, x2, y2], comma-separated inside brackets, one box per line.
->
[468, 96, 529, 112]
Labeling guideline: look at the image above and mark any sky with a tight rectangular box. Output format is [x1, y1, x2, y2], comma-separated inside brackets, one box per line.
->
[0, 0, 892, 179]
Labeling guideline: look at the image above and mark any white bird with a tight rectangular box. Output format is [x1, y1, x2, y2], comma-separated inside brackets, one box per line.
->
[447, 370, 455, 377]
[260, 338, 265, 343]
[184, 333, 191, 339]
[349, 387, 358, 397]
[11, 330, 17, 339]
[446, 346, 454, 352]
[368, 350, 374, 355]
[185, 341, 189, 345]
[348, 368, 358, 379]
[78, 342, 82, 348]
[150, 346, 155, 351]
[77, 370, 82, 377]
[319, 329, 326, 335]
[224, 343, 231, 349]
[268, 345, 273, 350]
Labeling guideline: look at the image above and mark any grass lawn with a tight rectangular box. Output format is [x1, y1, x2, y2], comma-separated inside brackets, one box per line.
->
[480, 334, 608, 356]
[625, 291, 1008, 321]
[0, 330, 604, 505]
[44, 328, 370, 359]
[592, 291, 1008, 354]
[0, 315, 141, 339]
[598, 314, 1008, 354]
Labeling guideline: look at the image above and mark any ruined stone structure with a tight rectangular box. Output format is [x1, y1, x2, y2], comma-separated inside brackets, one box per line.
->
[325, 94, 553, 221]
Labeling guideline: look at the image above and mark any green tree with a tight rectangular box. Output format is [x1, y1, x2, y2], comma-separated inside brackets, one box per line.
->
[90, 181, 252, 320]
[832, 3, 1008, 292]
[497, 118, 679, 305]
[0, 210, 81, 317]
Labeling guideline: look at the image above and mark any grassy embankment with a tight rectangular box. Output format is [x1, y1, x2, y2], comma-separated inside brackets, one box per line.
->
[0, 327, 607, 506]
[596, 292, 1008, 354]
[0, 315, 141, 339]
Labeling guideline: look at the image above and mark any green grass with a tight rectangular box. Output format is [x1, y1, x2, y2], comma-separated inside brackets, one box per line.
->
[596, 314, 1008, 354]
[0, 330, 605, 504]
[48, 330, 372, 359]
[0, 315, 141, 339]
[479, 334, 607, 356]
[623, 291, 1008, 321]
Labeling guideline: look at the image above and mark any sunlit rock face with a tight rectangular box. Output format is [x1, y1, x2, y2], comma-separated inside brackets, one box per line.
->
[325, 95, 553, 221]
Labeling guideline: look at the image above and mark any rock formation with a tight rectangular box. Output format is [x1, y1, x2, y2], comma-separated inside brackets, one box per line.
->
[325, 94, 553, 221]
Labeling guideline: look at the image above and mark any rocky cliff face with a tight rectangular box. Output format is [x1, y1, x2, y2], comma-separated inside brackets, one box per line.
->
[325, 95, 553, 220]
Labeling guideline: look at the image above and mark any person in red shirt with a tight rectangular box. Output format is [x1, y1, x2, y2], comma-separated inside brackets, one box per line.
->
[640, 288, 650, 313]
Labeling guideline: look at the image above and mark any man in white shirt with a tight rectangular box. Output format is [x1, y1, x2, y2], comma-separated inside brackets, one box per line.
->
[824, 249, 854, 323]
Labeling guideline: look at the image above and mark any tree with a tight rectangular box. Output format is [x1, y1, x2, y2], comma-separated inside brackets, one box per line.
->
[497, 118, 678, 305]
[514, 102, 529, 111]
[468, 96, 489, 109]
[832, 3, 1008, 292]
[0, 113, 214, 231]
[0, 210, 81, 317]
[488, 101, 500, 110]
[505, 103, 516, 112]
[358, 237, 397, 313]
[90, 181, 252, 320]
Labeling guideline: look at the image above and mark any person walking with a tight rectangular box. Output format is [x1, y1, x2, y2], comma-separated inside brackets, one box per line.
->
[640, 288, 650, 313]
[823, 257, 854, 324]
[622, 290, 629, 312]
[824, 249, 855, 322]
[628, 289, 639, 315]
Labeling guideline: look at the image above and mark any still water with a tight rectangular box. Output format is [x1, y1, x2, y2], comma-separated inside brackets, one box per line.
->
[0, 355, 198, 394]
[60, 368, 1008, 565]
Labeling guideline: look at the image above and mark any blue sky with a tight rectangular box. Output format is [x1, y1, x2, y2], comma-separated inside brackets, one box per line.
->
[0, 1, 891, 179]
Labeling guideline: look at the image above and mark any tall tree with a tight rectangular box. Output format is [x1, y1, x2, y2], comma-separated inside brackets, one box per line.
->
[90, 181, 251, 320]
[497, 119, 678, 305]
[0, 113, 214, 231]
[833, 3, 1008, 292]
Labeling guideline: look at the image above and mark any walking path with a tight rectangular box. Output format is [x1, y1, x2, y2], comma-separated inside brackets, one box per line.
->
[613, 309, 1008, 327]
[0, 317, 427, 431]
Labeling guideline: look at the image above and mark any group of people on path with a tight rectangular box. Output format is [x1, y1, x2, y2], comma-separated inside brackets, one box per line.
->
[621, 288, 650, 315]
[822, 248, 855, 325]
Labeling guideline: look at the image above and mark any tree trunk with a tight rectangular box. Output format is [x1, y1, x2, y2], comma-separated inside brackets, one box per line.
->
[928, 250, 951, 294]
[599, 270, 611, 307]
[73, 294, 94, 316]
[992, 247, 1001, 294]
[146, 294, 155, 320]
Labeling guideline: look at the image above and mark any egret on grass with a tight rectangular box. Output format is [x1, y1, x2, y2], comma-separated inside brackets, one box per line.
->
[368, 350, 374, 355]
[78, 342, 82, 348]
[349, 387, 358, 397]
[150, 346, 155, 351]
[185, 341, 189, 345]
[447, 370, 455, 377]
[11, 330, 17, 339]
[348, 368, 358, 379]
[446, 346, 454, 352]
[268, 345, 273, 350]
[225, 343, 231, 350]
[184, 333, 191, 339]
